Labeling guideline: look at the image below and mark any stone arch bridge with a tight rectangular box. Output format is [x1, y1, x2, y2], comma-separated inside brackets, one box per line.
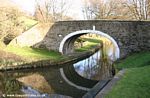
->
[34, 20, 150, 58]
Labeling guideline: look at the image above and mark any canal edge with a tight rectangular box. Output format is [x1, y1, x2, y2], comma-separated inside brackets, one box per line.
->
[0, 46, 100, 72]
[95, 69, 126, 98]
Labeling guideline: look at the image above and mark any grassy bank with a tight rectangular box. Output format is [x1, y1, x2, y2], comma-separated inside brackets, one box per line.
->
[19, 16, 38, 30]
[116, 51, 150, 69]
[5, 46, 63, 61]
[75, 38, 101, 52]
[106, 51, 150, 98]
[0, 45, 64, 68]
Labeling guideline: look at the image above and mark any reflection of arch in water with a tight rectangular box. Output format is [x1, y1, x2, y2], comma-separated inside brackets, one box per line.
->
[59, 30, 120, 60]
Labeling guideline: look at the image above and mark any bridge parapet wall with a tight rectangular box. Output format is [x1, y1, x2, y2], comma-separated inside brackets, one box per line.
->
[33, 20, 150, 58]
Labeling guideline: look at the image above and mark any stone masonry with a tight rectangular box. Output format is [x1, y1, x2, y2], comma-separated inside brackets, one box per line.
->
[33, 20, 150, 58]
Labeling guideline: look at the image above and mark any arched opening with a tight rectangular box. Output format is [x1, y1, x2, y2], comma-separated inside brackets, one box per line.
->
[59, 30, 120, 87]
[59, 30, 120, 60]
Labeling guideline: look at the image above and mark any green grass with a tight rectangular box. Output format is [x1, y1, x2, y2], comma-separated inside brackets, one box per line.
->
[82, 38, 102, 43]
[116, 51, 150, 69]
[19, 16, 38, 29]
[75, 38, 101, 52]
[5, 46, 63, 61]
[75, 43, 99, 52]
[106, 65, 150, 98]
[105, 51, 150, 98]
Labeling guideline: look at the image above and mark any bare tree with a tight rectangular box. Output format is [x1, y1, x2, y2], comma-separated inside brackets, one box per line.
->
[123, 0, 150, 20]
[82, 0, 94, 19]
[82, 0, 129, 19]
[34, 0, 52, 22]
[82, 0, 102, 19]
[34, 0, 72, 22]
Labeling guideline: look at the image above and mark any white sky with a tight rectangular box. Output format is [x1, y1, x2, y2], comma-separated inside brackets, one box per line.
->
[10, 0, 84, 19]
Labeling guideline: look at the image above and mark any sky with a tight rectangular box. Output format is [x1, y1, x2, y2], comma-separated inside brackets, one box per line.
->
[10, 0, 84, 19]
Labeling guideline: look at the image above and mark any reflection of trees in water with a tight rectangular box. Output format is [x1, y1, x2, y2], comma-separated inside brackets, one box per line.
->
[0, 72, 22, 95]
[94, 41, 115, 80]
[1, 68, 86, 98]
[83, 55, 99, 79]
[76, 39, 116, 80]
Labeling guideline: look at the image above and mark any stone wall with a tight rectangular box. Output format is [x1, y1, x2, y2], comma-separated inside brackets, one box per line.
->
[9, 23, 53, 47]
[34, 20, 150, 58]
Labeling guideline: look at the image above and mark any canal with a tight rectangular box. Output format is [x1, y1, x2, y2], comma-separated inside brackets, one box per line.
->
[0, 50, 114, 98]
[0, 37, 119, 98]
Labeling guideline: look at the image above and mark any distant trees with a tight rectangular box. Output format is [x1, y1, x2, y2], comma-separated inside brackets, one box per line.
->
[125, 0, 150, 20]
[82, 0, 129, 19]
[82, 0, 150, 20]
[34, 0, 72, 22]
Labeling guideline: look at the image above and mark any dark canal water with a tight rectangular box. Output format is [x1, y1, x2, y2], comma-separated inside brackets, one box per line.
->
[0, 51, 106, 98]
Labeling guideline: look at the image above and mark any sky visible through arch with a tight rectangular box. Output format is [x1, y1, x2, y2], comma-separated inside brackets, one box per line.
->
[10, 0, 84, 19]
